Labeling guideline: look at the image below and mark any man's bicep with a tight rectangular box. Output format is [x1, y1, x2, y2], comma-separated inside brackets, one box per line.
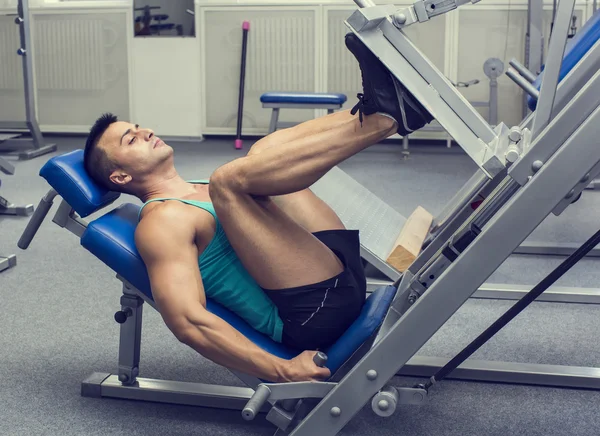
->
[135, 219, 206, 320]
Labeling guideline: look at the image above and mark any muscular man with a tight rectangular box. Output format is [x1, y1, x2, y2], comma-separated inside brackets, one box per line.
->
[83, 35, 431, 383]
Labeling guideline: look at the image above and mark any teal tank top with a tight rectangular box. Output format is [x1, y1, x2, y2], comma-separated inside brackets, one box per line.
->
[139, 181, 284, 343]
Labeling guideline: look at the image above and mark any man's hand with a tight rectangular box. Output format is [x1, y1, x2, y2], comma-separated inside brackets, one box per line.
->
[281, 351, 331, 382]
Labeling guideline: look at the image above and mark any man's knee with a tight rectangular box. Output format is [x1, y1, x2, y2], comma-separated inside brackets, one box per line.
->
[209, 161, 248, 199]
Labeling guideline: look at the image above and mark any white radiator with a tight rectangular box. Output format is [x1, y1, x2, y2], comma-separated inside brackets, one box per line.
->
[33, 16, 109, 91]
[245, 15, 315, 92]
[327, 10, 361, 94]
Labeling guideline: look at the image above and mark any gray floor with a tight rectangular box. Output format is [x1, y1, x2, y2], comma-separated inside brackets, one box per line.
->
[1, 136, 600, 436]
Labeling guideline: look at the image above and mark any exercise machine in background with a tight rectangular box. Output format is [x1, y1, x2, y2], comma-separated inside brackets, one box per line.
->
[0, 156, 33, 272]
[0, 0, 56, 161]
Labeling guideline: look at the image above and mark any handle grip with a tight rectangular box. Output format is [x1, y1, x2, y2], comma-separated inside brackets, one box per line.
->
[242, 385, 271, 421]
[313, 351, 328, 367]
[17, 194, 56, 249]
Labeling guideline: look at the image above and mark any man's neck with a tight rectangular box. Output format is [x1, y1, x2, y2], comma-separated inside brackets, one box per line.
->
[140, 172, 199, 203]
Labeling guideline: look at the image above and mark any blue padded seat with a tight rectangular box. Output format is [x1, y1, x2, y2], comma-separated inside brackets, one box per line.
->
[528, 10, 600, 110]
[260, 92, 347, 106]
[42, 150, 397, 374]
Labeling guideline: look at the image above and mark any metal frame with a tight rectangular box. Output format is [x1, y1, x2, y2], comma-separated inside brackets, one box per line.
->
[1, 155, 33, 272]
[17, 1, 600, 434]
[263, 103, 343, 134]
[0, 0, 56, 161]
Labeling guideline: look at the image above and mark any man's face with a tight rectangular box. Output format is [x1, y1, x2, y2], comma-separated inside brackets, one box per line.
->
[100, 121, 173, 188]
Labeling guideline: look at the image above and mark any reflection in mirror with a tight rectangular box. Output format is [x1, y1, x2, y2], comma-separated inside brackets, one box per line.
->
[134, 0, 195, 37]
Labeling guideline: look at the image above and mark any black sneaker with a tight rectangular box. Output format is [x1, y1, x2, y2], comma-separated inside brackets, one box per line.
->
[344, 32, 433, 136]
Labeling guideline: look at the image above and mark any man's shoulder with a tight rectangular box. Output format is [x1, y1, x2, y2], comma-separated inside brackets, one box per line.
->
[135, 200, 214, 244]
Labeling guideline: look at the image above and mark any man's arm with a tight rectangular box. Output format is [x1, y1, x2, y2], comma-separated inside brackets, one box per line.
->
[135, 204, 329, 382]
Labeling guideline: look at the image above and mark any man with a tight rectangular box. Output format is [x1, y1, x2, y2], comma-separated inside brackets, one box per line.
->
[83, 35, 431, 383]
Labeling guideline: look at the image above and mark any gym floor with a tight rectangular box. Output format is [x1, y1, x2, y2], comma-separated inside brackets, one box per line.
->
[2, 136, 600, 436]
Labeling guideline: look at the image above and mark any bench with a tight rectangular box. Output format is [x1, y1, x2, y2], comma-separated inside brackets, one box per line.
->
[260, 92, 347, 133]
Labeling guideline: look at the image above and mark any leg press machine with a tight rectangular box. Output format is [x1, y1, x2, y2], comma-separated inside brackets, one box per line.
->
[17, 0, 600, 434]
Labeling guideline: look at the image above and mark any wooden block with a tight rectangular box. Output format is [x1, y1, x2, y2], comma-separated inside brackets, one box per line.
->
[386, 206, 433, 272]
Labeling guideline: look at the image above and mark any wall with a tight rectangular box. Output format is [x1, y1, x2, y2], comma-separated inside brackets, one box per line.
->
[0, 0, 595, 139]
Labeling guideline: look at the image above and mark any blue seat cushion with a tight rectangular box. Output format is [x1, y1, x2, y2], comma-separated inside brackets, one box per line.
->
[81, 203, 396, 373]
[528, 10, 600, 110]
[40, 150, 120, 218]
[261, 92, 347, 106]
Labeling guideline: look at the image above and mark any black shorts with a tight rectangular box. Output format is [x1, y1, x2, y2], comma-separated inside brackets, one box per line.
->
[263, 229, 366, 350]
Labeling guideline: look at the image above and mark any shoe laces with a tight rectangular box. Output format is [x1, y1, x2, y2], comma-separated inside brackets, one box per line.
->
[351, 93, 366, 125]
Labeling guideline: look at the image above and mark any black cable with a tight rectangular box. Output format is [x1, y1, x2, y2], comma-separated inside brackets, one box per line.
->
[423, 225, 600, 390]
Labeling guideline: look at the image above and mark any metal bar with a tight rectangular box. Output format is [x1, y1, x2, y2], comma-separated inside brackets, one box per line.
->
[531, 0, 576, 138]
[473, 283, 600, 304]
[506, 69, 540, 99]
[0, 254, 17, 272]
[6, 0, 57, 160]
[377, 19, 497, 146]
[0, 122, 28, 130]
[514, 241, 600, 257]
[510, 69, 600, 186]
[0, 194, 34, 216]
[400, 356, 600, 389]
[290, 79, 600, 436]
[345, 15, 500, 177]
[430, 170, 489, 233]
[83, 373, 270, 411]
[509, 59, 537, 83]
[367, 280, 600, 304]
[354, 0, 376, 7]
[521, 40, 600, 131]
[17, 189, 58, 249]
[0, 157, 15, 175]
[526, 0, 544, 76]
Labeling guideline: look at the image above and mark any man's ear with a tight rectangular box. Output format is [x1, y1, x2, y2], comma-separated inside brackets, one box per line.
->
[109, 170, 132, 188]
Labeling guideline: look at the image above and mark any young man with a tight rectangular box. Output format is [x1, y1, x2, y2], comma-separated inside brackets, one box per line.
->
[83, 34, 431, 383]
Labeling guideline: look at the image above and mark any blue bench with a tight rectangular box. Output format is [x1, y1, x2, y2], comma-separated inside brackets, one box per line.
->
[528, 9, 600, 110]
[21, 149, 397, 412]
[260, 92, 347, 133]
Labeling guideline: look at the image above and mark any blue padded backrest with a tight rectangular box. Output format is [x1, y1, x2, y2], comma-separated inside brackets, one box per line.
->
[39, 149, 120, 218]
[81, 202, 397, 373]
[528, 10, 600, 110]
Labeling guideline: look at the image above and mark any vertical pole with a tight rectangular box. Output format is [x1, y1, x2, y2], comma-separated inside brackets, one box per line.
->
[525, 0, 544, 117]
[531, 0, 576, 138]
[235, 21, 250, 150]
[16, 0, 43, 149]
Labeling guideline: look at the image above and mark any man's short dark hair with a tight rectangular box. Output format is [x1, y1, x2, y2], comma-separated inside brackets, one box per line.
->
[84, 113, 122, 192]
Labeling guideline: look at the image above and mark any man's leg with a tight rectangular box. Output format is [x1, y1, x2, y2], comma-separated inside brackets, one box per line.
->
[209, 110, 395, 290]
[246, 116, 348, 234]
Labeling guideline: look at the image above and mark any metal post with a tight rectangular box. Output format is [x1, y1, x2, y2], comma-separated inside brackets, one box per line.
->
[116, 285, 144, 386]
[532, 0, 576, 138]
[1, 0, 57, 160]
[525, 0, 544, 117]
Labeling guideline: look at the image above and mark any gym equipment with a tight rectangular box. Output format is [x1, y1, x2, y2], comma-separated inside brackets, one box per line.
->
[261, 93, 347, 133]
[0, 0, 57, 161]
[17, 149, 399, 424]
[0, 157, 33, 217]
[235, 21, 250, 150]
[0, 155, 33, 272]
[506, 7, 600, 252]
[17, 0, 600, 433]
[402, 57, 504, 149]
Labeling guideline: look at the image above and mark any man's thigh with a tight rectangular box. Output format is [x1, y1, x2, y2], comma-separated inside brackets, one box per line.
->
[271, 189, 345, 234]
